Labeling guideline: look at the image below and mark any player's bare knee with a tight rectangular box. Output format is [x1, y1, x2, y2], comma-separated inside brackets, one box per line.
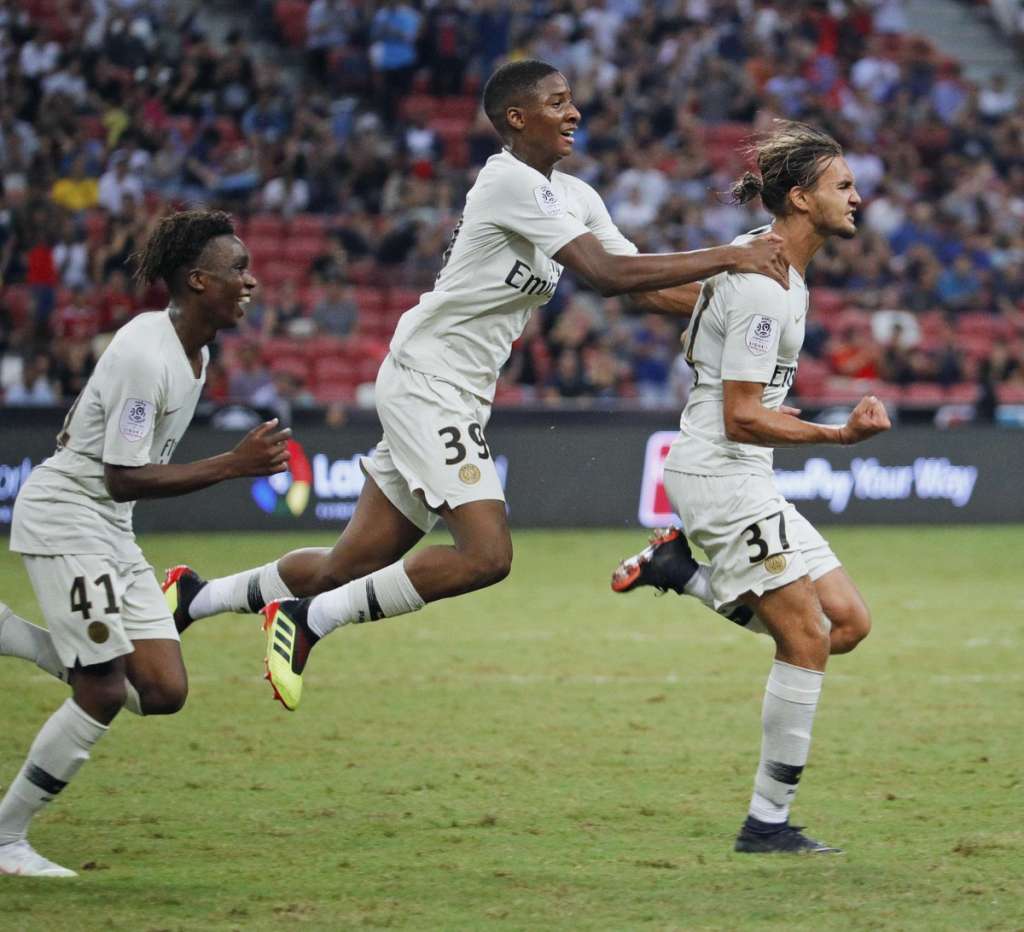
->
[832, 603, 871, 653]
[140, 679, 188, 715]
[464, 543, 512, 588]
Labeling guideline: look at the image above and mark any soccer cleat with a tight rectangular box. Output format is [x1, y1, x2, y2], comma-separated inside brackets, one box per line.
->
[161, 565, 207, 634]
[262, 599, 319, 712]
[611, 527, 699, 595]
[0, 840, 77, 877]
[734, 821, 842, 854]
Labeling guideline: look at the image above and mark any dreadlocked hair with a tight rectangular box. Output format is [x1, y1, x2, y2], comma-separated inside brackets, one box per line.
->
[730, 121, 843, 216]
[132, 209, 235, 289]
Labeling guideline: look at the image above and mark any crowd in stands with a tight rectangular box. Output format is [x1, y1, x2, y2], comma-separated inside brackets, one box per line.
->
[2, 0, 1024, 419]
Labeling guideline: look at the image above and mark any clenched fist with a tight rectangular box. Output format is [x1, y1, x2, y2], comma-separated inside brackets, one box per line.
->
[839, 395, 891, 445]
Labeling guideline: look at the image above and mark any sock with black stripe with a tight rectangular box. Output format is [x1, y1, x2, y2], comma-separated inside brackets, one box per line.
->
[306, 561, 425, 638]
[0, 699, 108, 845]
[747, 660, 824, 825]
[189, 561, 295, 619]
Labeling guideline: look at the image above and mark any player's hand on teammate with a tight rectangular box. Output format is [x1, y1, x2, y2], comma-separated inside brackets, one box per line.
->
[839, 395, 891, 445]
[732, 233, 790, 289]
[231, 419, 292, 476]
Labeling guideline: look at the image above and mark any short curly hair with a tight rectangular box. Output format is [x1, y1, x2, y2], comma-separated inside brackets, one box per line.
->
[132, 209, 236, 292]
[483, 59, 559, 139]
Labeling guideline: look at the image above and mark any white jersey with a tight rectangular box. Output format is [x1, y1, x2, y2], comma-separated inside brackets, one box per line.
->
[11, 310, 208, 558]
[664, 228, 808, 478]
[389, 149, 636, 401]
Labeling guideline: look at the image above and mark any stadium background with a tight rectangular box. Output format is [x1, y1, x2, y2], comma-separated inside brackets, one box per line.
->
[3, 0, 1024, 533]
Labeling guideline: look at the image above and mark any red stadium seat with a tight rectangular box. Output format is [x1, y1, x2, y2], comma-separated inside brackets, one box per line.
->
[247, 214, 287, 239]
[288, 214, 327, 238]
[314, 379, 357, 403]
[312, 354, 352, 384]
[399, 95, 440, 122]
[900, 383, 947, 406]
[946, 382, 980, 404]
[809, 287, 846, 317]
[1, 286, 33, 325]
[996, 383, 1024, 404]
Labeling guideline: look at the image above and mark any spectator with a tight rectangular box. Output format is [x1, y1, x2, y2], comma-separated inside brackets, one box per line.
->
[311, 278, 359, 337]
[228, 342, 273, 404]
[370, 1, 422, 118]
[4, 351, 57, 406]
[97, 152, 144, 215]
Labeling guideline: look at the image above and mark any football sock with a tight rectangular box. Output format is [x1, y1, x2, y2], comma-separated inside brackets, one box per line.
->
[0, 699, 107, 845]
[189, 561, 294, 619]
[307, 561, 425, 638]
[682, 566, 769, 635]
[0, 609, 66, 681]
[747, 660, 824, 825]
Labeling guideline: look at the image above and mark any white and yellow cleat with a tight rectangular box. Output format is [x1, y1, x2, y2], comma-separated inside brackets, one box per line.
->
[262, 599, 318, 712]
[0, 840, 77, 877]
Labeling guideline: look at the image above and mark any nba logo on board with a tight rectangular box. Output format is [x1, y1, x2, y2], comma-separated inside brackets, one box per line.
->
[638, 431, 680, 528]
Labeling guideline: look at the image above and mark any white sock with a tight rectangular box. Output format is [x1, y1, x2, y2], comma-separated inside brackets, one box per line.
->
[682, 566, 769, 635]
[747, 660, 824, 824]
[189, 561, 294, 619]
[0, 699, 108, 845]
[307, 561, 425, 638]
[0, 607, 66, 681]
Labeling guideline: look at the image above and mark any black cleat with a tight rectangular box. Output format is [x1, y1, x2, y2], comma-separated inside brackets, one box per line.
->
[611, 527, 699, 595]
[734, 819, 843, 854]
[161, 565, 207, 634]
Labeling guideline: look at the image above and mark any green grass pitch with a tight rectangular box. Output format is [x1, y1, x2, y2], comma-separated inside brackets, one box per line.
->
[1, 526, 1022, 931]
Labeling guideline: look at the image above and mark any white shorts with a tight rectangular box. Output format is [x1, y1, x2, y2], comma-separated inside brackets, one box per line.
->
[664, 471, 841, 609]
[22, 553, 178, 669]
[361, 355, 506, 533]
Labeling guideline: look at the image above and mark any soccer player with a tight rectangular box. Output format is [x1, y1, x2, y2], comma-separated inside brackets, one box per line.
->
[611, 122, 890, 853]
[0, 209, 290, 877]
[163, 59, 790, 713]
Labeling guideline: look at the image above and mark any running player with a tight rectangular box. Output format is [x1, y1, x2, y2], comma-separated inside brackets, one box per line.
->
[0, 209, 290, 877]
[163, 59, 790, 712]
[611, 122, 890, 853]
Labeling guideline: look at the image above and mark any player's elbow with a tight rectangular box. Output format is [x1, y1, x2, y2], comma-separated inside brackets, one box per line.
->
[103, 466, 136, 502]
[723, 410, 757, 443]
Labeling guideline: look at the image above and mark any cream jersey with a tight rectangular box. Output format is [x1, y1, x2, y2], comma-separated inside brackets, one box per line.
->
[11, 310, 208, 558]
[389, 149, 637, 401]
[665, 228, 809, 477]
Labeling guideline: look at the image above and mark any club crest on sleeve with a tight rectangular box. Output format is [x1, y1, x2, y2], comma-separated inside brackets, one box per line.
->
[534, 183, 564, 217]
[745, 315, 779, 356]
[119, 398, 154, 442]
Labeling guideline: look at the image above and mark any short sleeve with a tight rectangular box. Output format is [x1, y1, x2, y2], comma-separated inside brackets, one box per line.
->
[98, 346, 165, 467]
[720, 276, 787, 384]
[576, 180, 638, 257]
[479, 161, 591, 258]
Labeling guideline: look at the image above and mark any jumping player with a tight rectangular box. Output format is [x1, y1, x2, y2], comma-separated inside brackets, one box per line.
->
[0, 210, 290, 876]
[611, 122, 890, 853]
[163, 60, 790, 712]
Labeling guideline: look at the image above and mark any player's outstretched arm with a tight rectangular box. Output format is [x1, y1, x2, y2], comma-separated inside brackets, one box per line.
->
[103, 419, 291, 502]
[553, 231, 790, 296]
[723, 382, 891, 447]
[630, 281, 703, 316]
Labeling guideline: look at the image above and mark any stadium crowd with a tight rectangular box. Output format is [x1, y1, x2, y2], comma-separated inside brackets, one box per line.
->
[1, 0, 1024, 417]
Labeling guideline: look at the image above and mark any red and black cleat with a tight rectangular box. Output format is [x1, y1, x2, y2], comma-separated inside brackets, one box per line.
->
[161, 565, 207, 634]
[610, 527, 699, 595]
